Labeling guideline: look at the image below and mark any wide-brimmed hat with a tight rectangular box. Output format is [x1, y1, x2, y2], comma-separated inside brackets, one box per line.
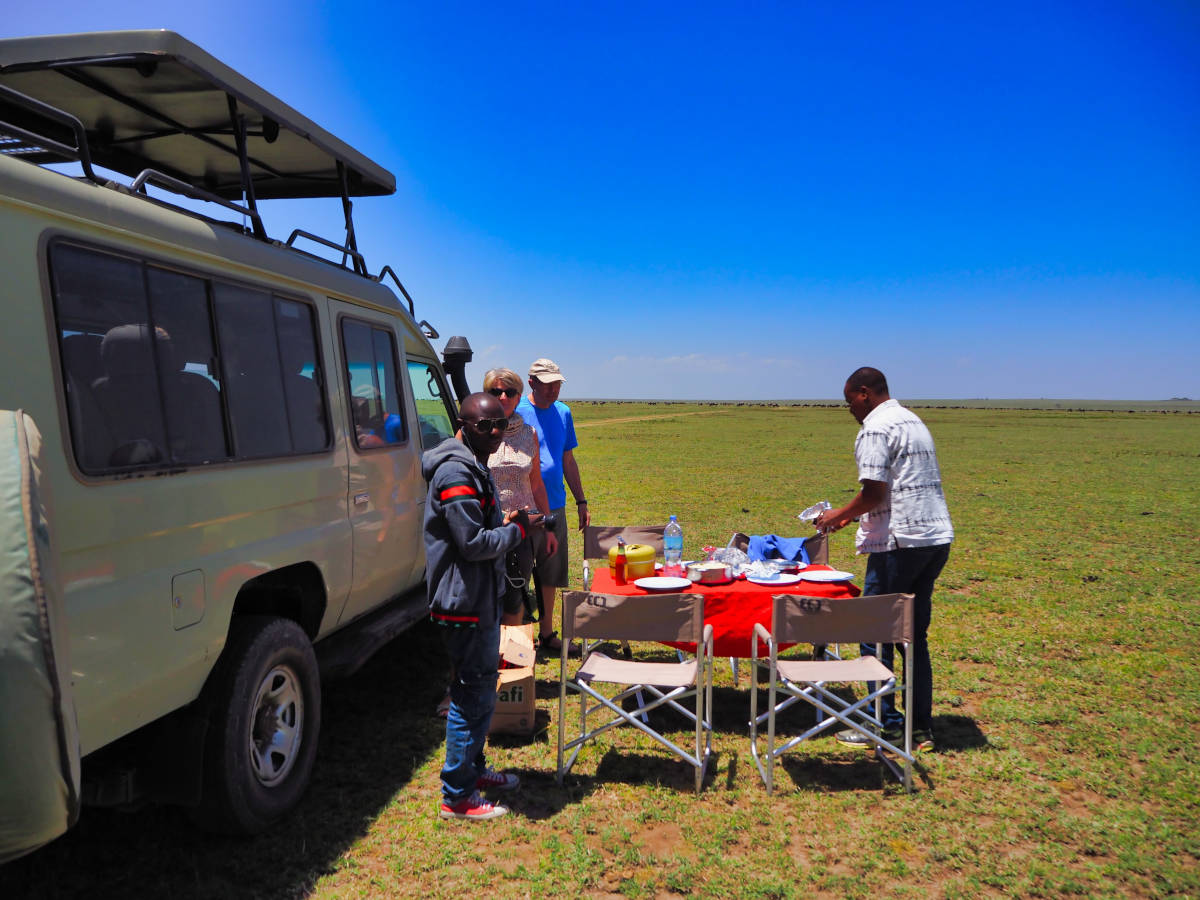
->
[528, 358, 565, 383]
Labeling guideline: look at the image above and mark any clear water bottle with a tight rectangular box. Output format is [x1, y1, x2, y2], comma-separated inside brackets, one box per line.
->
[663, 514, 684, 576]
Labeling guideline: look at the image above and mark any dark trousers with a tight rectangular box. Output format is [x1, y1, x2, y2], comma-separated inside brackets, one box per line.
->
[860, 543, 951, 732]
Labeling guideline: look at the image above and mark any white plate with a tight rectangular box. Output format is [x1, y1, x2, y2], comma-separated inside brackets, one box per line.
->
[634, 576, 692, 592]
[746, 573, 805, 586]
[798, 568, 856, 582]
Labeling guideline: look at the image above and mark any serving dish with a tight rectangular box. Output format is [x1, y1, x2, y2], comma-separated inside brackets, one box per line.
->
[686, 561, 735, 585]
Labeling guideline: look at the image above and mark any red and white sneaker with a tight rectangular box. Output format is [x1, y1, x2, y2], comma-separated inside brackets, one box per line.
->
[439, 791, 508, 820]
[476, 768, 520, 792]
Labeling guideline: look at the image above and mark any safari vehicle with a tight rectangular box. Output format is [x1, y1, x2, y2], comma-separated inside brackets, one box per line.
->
[0, 30, 476, 859]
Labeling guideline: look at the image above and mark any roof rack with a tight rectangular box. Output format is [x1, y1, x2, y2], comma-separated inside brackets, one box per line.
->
[0, 30, 403, 286]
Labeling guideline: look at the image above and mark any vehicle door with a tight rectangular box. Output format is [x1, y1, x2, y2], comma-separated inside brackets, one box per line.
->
[329, 301, 424, 622]
[400, 356, 458, 579]
[403, 356, 457, 454]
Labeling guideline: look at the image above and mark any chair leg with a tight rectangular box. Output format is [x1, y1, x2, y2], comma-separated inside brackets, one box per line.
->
[633, 689, 651, 725]
[695, 653, 712, 794]
[694, 668, 703, 794]
[904, 643, 914, 792]
[765, 666, 776, 794]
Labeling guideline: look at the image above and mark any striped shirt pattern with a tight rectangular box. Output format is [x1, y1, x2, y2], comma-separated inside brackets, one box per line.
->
[854, 399, 954, 554]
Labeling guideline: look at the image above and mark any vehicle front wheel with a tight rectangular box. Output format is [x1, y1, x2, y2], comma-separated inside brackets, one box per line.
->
[190, 616, 321, 834]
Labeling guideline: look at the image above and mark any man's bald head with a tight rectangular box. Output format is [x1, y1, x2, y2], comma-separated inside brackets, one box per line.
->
[458, 391, 507, 461]
[843, 367, 890, 425]
[459, 391, 503, 423]
[845, 367, 888, 396]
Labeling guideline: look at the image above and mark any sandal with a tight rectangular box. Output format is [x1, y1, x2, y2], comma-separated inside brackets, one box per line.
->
[538, 631, 579, 658]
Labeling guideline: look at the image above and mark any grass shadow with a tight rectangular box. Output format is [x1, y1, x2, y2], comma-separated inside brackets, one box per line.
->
[778, 752, 925, 793]
[592, 749, 719, 793]
[496, 768, 581, 821]
[488, 707, 553, 747]
[0, 619, 451, 900]
[933, 713, 989, 751]
[534, 676, 561, 701]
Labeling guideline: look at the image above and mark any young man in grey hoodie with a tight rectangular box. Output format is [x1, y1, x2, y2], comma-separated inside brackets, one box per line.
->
[423, 391, 529, 820]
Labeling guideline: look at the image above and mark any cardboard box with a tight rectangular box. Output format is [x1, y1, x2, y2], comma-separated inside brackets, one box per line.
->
[498, 623, 535, 668]
[490, 624, 536, 735]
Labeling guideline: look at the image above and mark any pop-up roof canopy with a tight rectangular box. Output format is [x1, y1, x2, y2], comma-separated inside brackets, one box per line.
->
[0, 29, 395, 200]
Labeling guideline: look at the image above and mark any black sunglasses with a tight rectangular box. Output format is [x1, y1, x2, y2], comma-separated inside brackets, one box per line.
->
[488, 387, 519, 398]
[466, 416, 507, 434]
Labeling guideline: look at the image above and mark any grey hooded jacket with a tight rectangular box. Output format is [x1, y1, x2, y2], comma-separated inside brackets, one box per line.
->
[421, 437, 524, 627]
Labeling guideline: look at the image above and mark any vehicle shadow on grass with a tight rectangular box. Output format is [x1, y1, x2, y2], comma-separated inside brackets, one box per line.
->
[0, 619, 451, 900]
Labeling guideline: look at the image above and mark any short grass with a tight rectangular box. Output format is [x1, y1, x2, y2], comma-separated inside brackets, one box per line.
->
[3, 404, 1197, 898]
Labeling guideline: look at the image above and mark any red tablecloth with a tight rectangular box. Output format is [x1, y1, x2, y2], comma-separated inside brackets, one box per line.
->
[588, 567, 860, 658]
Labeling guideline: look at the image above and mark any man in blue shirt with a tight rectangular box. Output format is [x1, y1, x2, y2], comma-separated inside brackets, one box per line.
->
[515, 358, 590, 655]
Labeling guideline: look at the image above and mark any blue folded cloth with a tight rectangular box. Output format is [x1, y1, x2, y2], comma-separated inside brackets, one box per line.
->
[747, 534, 810, 565]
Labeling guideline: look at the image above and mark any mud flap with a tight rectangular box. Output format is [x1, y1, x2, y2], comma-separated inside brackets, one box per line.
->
[0, 410, 81, 862]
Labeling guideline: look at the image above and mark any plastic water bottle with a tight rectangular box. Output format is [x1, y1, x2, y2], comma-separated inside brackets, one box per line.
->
[664, 515, 684, 576]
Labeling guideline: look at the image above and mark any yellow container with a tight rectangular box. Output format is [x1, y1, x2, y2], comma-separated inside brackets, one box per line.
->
[608, 543, 656, 579]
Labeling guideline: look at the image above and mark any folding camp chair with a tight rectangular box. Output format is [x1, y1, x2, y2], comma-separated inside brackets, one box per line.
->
[557, 590, 713, 793]
[582, 524, 666, 590]
[749, 592, 916, 793]
[582, 524, 667, 662]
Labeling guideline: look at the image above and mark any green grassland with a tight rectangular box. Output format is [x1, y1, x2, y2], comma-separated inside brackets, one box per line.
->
[3, 404, 1197, 898]
[578, 398, 1200, 412]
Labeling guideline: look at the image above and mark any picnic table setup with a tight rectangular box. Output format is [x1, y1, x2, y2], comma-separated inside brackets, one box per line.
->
[558, 521, 918, 795]
[585, 560, 859, 658]
[578, 521, 859, 657]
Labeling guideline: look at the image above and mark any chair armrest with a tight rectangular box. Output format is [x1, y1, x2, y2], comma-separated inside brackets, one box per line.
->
[752, 622, 773, 662]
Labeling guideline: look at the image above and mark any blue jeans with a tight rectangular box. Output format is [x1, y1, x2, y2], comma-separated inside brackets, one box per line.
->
[439, 611, 501, 802]
[859, 543, 950, 732]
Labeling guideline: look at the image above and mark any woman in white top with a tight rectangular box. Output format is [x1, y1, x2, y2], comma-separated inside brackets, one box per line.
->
[483, 367, 558, 626]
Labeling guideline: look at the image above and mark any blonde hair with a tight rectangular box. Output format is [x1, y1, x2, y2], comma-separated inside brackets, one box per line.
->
[482, 367, 523, 396]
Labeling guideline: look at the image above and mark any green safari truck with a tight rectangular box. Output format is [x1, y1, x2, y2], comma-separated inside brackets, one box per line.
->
[0, 30, 474, 860]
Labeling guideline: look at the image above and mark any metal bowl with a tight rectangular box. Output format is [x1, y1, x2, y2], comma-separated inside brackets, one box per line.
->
[686, 561, 734, 585]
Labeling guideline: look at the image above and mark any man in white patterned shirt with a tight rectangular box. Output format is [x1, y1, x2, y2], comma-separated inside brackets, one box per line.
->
[816, 367, 953, 751]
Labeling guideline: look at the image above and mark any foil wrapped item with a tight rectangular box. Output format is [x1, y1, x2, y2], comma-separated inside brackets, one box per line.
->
[798, 500, 831, 524]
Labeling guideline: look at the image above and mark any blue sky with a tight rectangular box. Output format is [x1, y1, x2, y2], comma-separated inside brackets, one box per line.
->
[6, 2, 1198, 400]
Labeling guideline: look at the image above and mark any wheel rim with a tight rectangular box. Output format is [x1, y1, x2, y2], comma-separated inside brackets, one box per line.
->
[248, 663, 304, 788]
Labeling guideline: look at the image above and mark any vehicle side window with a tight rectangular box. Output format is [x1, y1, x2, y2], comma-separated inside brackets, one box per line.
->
[49, 241, 329, 474]
[276, 298, 329, 453]
[213, 283, 293, 459]
[52, 243, 172, 471]
[341, 319, 407, 450]
[146, 267, 229, 463]
[405, 361, 455, 450]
